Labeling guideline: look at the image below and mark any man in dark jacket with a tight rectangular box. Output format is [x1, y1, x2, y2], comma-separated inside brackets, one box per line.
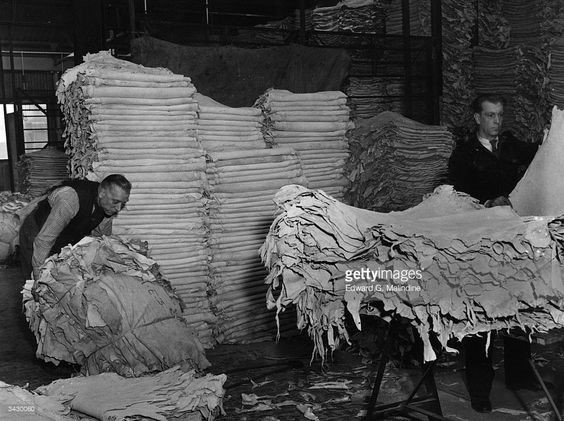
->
[450, 94, 538, 206]
[448, 94, 539, 413]
[19, 174, 131, 279]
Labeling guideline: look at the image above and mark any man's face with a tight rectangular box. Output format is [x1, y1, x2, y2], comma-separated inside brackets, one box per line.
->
[98, 184, 129, 217]
[474, 100, 503, 140]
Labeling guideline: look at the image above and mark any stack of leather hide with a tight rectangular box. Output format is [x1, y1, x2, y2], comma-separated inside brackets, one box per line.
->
[38, 367, 226, 421]
[205, 148, 304, 343]
[56, 51, 214, 345]
[385, 0, 430, 36]
[195, 93, 266, 151]
[0, 192, 30, 262]
[441, 0, 475, 129]
[345, 112, 454, 212]
[23, 236, 211, 376]
[255, 88, 352, 200]
[313, 0, 386, 34]
[17, 146, 68, 196]
[261, 184, 564, 362]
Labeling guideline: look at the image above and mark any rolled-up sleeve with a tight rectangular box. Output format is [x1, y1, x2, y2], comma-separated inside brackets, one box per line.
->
[32, 187, 79, 272]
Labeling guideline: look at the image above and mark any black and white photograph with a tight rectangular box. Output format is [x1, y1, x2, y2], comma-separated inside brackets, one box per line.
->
[1, 0, 563, 420]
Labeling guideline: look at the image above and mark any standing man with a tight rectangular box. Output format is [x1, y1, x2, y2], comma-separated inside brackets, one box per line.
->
[450, 93, 537, 207]
[19, 174, 131, 279]
[448, 94, 539, 413]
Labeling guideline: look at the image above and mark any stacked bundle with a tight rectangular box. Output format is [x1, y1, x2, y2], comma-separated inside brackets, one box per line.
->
[261, 184, 564, 362]
[503, 0, 542, 47]
[514, 45, 548, 143]
[206, 148, 305, 343]
[0, 212, 19, 262]
[385, 0, 430, 36]
[256, 8, 313, 31]
[0, 191, 30, 212]
[441, 0, 476, 129]
[474, 46, 546, 142]
[345, 76, 404, 119]
[23, 236, 210, 376]
[471, 1, 547, 142]
[56, 51, 214, 345]
[549, 38, 564, 108]
[472, 47, 517, 95]
[344, 112, 454, 212]
[472, 47, 520, 134]
[540, 0, 564, 48]
[39, 367, 226, 421]
[312, 0, 386, 34]
[195, 93, 266, 151]
[477, 0, 510, 49]
[295, 7, 314, 31]
[0, 192, 31, 262]
[255, 89, 352, 200]
[17, 146, 68, 196]
[542, 2, 564, 125]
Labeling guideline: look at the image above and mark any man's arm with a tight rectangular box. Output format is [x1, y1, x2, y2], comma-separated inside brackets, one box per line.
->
[32, 187, 79, 279]
[449, 146, 475, 197]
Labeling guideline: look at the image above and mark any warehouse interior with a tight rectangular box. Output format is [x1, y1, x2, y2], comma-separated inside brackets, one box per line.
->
[2, 0, 564, 420]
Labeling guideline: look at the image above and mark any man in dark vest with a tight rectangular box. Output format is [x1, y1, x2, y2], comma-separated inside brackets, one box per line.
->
[448, 94, 539, 413]
[19, 174, 131, 279]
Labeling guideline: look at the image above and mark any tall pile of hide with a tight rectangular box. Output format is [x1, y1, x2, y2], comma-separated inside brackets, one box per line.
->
[255, 89, 352, 200]
[0, 192, 30, 262]
[548, 37, 564, 109]
[0, 369, 226, 421]
[471, 0, 548, 143]
[195, 93, 266, 151]
[472, 46, 521, 137]
[312, 0, 386, 34]
[344, 112, 454, 212]
[385, 0, 430, 36]
[206, 148, 304, 343]
[261, 184, 564, 362]
[38, 367, 226, 421]
[17, 146, 68, 196]
[23, 236, 210, 376]
[55, 51, 214, 345]
[503, 0, 542, 47]
[440, 0, 476, 129]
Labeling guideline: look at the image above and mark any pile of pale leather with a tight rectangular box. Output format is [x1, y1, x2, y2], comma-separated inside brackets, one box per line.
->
[255, 88, 351, 200]
[56, 51, 214, 344]
[23, 235, 211, 376]
[206, 147, 304, 343]
[16, 146, 68, 196]
[0, 368, 226, 421]
[345, 111, 455, 212]
[0, 192, 30, 262]
[261, 184, 564, 362]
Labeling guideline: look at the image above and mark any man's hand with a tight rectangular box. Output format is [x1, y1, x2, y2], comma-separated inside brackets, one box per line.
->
[485, 196, 512, 208]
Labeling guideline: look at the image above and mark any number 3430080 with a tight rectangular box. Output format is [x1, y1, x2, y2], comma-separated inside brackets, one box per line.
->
[8, 406, 35, 412]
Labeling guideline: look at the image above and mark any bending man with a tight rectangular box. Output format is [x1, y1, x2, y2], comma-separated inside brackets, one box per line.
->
[19, 174, 131, 279]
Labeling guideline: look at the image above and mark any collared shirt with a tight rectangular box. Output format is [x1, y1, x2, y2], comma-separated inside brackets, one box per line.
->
[32, 186, 113, 273]
[477, 136, 498, 153]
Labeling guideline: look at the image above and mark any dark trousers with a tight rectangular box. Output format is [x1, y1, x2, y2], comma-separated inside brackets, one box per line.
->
[463, 333, 494, 402]
[463, 330, 534, 401]
[18, 209, 40, 279]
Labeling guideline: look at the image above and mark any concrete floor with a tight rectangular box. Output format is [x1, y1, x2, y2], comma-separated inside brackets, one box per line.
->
[0, 264, 562, 420]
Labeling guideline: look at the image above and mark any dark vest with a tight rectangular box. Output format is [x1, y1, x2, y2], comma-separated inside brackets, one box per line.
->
[34, 180, 105, 256]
